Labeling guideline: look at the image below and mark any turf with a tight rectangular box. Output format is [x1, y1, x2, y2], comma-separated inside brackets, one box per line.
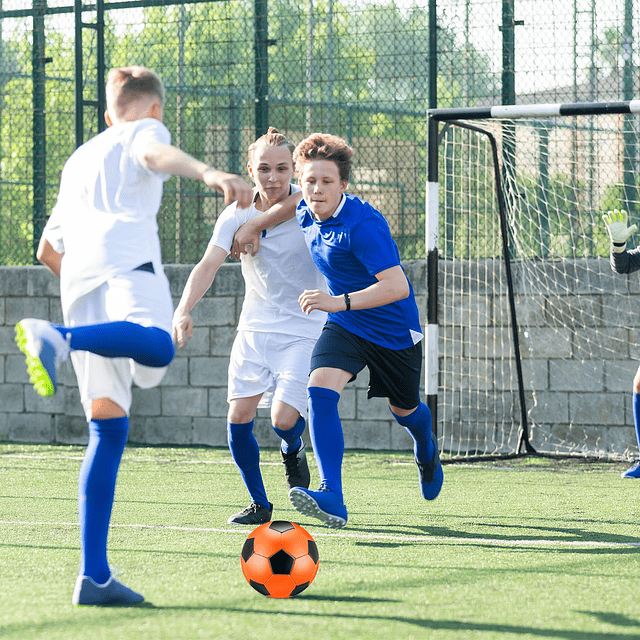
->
[1, 444, 640, 639]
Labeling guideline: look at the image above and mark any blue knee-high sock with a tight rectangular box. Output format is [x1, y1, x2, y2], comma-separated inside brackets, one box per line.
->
[78, 416, 129, 584]
[53, 322, 174, 367]
[308, 387, 344, 501]
[633, 393, 640, 451]
[272, 415, 306, 454]
[227, 421, 269, 508]
[390, 402, 435, 463]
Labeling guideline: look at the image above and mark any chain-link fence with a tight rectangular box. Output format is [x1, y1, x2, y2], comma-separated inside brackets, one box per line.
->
[1, 0, 639, 266]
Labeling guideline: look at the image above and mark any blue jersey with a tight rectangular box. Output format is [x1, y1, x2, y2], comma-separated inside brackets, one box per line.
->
[296, 193, 423, 350]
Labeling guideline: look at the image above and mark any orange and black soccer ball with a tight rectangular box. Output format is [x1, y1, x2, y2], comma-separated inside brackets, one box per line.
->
[241, 520, 319, 598]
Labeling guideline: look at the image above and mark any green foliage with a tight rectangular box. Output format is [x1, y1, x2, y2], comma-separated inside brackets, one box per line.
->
[0, 0, 497, 266]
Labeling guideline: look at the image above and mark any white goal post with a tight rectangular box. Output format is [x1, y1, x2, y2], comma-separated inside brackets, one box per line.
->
[426, 101, 640, 460]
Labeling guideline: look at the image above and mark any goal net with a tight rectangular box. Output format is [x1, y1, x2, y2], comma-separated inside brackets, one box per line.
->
[427, 103, 640, 461]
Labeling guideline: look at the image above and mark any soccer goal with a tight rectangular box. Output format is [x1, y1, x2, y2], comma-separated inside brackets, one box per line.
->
[426, 101, 640, 461]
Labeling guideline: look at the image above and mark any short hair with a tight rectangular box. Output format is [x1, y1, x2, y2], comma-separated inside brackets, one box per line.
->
[248, 126, 295, 165]
[293, 133, 354, 182]
[106, 66, 165, 120]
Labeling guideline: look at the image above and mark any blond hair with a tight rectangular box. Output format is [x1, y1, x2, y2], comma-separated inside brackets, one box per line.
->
[248, 127, 295, 165]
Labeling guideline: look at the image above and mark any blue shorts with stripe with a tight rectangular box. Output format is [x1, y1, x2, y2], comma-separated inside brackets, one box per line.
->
[309, 322, 422, 410]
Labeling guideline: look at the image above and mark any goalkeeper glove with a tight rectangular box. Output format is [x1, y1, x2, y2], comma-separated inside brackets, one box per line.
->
[603, 209, 638, 252]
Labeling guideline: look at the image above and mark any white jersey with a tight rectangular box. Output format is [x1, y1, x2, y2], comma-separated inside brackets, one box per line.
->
[43, 118, 172, 315]
[208, 184, 327, 339]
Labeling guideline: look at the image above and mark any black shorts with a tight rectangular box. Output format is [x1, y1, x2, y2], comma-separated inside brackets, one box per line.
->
[310, 322, 422, 410]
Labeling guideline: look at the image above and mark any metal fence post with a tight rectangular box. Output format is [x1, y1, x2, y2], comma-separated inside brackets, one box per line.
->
[254, 0, 269, 138]
[32, 0, 47, 263]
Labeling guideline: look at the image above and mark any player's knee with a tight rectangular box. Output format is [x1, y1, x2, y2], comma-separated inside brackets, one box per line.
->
[271, 402, 303, 431]
[228, 409, 255, 424]
[271, 416, 295, 431]
[143, 327, 175, 367]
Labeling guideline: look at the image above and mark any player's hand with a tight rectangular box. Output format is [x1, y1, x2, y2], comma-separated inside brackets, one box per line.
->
[299, 290, 344, 314]
[230, 219, 261, 260]
[603, 209, 638, 245]
[172, 308, 193, 348]
[203, 169, 253, 209]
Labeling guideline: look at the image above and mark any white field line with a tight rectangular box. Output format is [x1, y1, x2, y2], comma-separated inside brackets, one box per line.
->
[2, 454, 624, 470]
[1, 519, 639, 548]
[0, 454, 283, 466]
[1, 454, 417, 468]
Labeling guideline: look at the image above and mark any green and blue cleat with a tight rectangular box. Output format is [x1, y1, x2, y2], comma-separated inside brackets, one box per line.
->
[72, 575, 145, 606]
[15, 318, 69, 397]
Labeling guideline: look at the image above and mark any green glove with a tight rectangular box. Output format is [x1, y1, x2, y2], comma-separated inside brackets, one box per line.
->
[603, 209, 638, 246]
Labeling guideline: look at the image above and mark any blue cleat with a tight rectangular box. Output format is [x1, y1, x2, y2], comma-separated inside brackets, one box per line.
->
[15, 318, 69, 397]
[72, 575, 145, 606]
[289, 485, 347, 529]
[417, 431, 443, 500]
[621, 460, 640, 478]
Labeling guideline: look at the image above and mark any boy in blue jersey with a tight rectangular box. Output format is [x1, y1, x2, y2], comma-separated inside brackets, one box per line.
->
[287, 132, 443, 528]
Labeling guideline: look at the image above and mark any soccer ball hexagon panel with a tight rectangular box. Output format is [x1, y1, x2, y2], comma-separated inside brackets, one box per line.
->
[241, 520, 319, 598]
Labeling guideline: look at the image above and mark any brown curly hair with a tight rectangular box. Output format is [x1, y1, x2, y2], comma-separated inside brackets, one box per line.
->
[293, 133, 354, 182]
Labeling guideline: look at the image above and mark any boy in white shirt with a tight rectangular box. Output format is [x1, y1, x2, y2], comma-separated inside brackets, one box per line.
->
[15, 66, 253, 606]
[173, 127, 326, 526]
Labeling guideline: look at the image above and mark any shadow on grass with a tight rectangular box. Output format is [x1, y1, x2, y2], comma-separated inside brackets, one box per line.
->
[579, 611, 640, 628]
[150, 605, 640, 639]
[3, 600, 640, 639]
[343, 521, 640, 548]
[65, 603, 640, 640]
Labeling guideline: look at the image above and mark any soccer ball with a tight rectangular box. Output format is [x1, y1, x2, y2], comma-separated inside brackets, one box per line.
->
[240, 520, 319, 598]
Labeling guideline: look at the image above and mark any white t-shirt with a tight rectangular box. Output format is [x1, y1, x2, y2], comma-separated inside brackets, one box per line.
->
[208, 184, 327, 338]
[43, 118, 172, 314]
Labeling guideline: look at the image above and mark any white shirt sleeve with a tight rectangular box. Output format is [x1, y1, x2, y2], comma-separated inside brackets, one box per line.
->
[129, 119, 173, 181]
[207, 203, 256, 254]
[42, 205, 65, 254]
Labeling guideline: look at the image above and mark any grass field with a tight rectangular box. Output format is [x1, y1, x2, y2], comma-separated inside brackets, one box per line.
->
[2, 443, 640, 640]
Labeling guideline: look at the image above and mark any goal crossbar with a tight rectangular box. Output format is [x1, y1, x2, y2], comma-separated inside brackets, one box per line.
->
[429, 100, 640, 122]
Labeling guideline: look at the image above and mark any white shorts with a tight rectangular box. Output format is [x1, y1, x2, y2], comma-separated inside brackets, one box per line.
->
[64, 270, 174, 420]
[227, 330, 315, 419]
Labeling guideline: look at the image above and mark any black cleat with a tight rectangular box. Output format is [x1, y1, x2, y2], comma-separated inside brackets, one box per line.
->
[281, 439, 311, 490]
[227, 501, 273, 525]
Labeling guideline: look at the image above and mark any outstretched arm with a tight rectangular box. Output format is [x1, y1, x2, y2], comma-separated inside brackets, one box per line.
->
[299, 265, 410, 314]
[173, 245, 228, 347]
[141, 143, 254, 209]
[229, 191, 303, 260]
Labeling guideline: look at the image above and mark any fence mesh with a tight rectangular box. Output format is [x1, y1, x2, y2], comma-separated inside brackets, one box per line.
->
[1, 1, 639, 265]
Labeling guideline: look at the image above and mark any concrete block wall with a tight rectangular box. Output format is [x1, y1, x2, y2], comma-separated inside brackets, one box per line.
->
[3, 257, 634, 456]
[438, 257, 638, 458]
[0, 262, 425, 451]
[513, 259, 637, 457]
